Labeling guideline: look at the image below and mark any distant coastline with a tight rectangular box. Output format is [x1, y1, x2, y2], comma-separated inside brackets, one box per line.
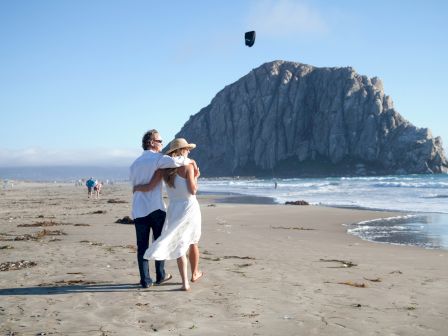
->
[0, 166, 130, 182]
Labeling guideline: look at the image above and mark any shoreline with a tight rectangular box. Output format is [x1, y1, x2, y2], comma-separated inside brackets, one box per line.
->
[203, 192, 448, 251]
[4, 181, 447, 250]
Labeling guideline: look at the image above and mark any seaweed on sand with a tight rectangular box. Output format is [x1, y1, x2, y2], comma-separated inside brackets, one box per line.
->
[1, 260, 37, 271]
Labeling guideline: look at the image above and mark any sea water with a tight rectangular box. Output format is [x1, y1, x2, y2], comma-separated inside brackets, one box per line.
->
[2, 167, 447, 249]
[199, 174, 448, 249]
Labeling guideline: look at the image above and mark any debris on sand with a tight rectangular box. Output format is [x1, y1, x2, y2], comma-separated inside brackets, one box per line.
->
[80, 240, 104, 246]
[0, 245, 14, 249]
[1, 260, 37, 271]
[1, 229, 66, 241]
[241, 312, 260, 318]
[285, 200, 309, 205]
[103, 244, 137, 253]
[91, 210, 107, 214]
[319, 259, 357, 268]
[272, 226, 315, 230]
[124, 244, 137, 252]
[18, 221, 89, 228]
[33, 229, 66, 239]
[235, 263, 253, 268]
[115, 216, 134, 224]
[38, 279, 102, 287]
[18, 221, 61, 227]
[201, 256, 222, 261]
[0, 233, 33, 241]
[36, 215, 55, 219]
[337, 281, 367, 288]
[108, 199, 127, 204]
[12, 234, 36, 241]
[324, 280, 366, 288]
[202, 255, 256, 261]
[364, 277, 382, 282]
[223, 256, 256, 260]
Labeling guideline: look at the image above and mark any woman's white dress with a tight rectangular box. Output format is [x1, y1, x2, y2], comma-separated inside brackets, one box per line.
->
[143, 175, 201, 261]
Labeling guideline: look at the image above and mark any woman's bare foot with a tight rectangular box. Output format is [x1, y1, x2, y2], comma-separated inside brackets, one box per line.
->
[181, 285, 191, 291]
[191, 271, 204, 283]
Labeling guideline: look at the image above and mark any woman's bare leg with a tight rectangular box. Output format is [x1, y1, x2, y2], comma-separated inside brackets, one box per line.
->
[177, 255, 190, 291]
[189, 244, 203, 282]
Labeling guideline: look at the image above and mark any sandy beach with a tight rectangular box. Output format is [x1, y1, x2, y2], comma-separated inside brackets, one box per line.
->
[1, 182, 447, 335]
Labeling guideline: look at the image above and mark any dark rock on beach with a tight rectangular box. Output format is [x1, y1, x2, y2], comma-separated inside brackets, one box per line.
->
[175, 60, 448, 177]
[285, 200, 309, 205]
[108, 199, 128, 204]
[115, 216, 134, 224]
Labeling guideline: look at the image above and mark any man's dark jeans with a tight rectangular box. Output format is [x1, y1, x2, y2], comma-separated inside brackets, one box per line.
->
[134, 209, 166, 287]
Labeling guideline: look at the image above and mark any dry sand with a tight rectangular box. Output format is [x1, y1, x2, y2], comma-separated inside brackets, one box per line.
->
[0, 182, 447, 335]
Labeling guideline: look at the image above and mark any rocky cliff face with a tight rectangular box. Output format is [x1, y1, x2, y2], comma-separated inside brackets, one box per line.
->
[175, 60, 448, 177]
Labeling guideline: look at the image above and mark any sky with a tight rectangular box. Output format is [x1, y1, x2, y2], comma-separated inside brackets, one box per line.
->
[0, 0, 447, 167]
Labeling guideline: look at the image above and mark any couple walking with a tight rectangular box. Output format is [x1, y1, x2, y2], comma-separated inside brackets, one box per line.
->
[130, 129, 203, 291]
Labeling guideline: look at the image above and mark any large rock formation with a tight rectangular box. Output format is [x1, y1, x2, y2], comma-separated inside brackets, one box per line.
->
[175, 60, 448, 177]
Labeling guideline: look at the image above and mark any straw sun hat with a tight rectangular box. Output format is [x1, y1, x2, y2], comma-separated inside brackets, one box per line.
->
[165, 138, 196, 154]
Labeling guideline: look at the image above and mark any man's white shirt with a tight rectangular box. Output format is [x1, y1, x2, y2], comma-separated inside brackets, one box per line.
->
[130, 150, 191, 219]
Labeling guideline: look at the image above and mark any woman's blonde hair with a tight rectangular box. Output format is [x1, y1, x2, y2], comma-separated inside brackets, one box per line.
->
[163, 148, 186, 188]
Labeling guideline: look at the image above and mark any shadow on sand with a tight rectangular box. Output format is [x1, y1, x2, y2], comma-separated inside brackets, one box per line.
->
[0, 282, 185, 295]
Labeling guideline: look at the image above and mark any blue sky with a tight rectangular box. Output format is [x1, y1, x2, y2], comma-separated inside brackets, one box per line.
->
[0, 0, 447, 166]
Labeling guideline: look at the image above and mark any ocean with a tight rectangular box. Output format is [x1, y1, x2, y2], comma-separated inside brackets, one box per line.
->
[1, 167, 447, 249]
[199, 175, 448, 249]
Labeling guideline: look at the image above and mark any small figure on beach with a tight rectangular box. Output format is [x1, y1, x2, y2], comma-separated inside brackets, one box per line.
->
[130, 130, 200, 289]
[85, 177, 96, 198]
[134, 138, 203, 291]
[94, 181, 102, 199]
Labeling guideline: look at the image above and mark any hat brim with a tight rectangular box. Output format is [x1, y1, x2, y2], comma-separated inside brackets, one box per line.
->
[166, 143, 196, 155]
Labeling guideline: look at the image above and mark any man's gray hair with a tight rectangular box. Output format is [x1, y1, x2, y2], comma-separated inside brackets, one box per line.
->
[142, 129, 159, 150]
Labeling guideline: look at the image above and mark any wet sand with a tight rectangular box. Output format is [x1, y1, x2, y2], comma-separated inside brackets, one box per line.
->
[1, 182, 447, 335]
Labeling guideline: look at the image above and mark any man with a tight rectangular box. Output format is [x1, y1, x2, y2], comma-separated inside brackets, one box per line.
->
[130, 129, 196, 288]
[86, 177, 96, 198]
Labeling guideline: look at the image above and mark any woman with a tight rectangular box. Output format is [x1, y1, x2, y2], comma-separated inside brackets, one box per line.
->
[134, 138, 203, 291]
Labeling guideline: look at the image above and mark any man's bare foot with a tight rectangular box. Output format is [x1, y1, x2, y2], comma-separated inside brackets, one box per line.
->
[181, 286, 191, 291]
[191, 271, 204, 283]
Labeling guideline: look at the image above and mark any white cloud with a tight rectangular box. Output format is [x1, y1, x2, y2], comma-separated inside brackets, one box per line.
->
[246, 0, 328, 38]
[0, 147, 141, 167]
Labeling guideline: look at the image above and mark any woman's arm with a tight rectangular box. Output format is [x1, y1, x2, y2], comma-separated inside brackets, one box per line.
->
[185, 163, 198, 195]
[133, 170, 163, 193]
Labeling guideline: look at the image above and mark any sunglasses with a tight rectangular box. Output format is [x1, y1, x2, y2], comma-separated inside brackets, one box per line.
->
[152, 139, 163, 144]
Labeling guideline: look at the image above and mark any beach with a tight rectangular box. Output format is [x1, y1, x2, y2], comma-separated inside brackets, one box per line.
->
[1, 182, 447, 335]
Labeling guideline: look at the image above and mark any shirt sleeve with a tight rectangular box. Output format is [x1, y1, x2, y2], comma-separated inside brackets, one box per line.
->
[157, 155, 192, 169]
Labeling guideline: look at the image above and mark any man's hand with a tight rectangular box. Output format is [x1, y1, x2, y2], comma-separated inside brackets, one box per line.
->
[190, 160, 200, 178]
